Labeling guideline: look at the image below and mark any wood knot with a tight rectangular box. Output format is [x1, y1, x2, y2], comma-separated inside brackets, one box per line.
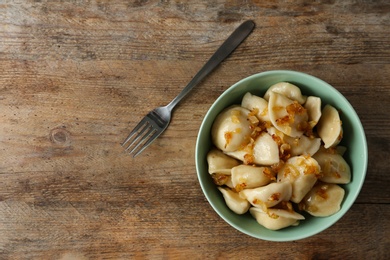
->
[50, 128, 71, 145]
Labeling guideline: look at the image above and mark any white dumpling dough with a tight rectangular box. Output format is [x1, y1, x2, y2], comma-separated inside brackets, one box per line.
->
[211, 106, 252, 152]
[264, 82, 307, 104]
[277, 156, 321, 203]
[317, 104, 343, 148]
[268, 92, 309, 138]
[241, 92, 270, 122]
[252, 132, 280, 165]
[207, 148, 240, 175]
[300, 183, 345, 217]
[239, 181, 292, 209]
[250, 207, 304, 230]
[226, 132, 279, 165]
[231, 165, 274, 191]
[218, 187, 251, 215]
[304, 96, 322, 128]
[313, 147, 351, 184]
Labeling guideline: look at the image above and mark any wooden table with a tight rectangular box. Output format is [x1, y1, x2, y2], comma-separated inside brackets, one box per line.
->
[1, 1, 389, 259]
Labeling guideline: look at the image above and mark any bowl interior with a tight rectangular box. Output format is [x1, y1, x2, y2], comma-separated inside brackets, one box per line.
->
[195, 70, 368, 241]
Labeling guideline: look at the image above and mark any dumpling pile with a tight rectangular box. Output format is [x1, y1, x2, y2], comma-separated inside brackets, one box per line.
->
[208, 82, 351, 230]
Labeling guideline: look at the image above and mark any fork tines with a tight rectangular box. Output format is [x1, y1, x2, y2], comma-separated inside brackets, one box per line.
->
[121, 122, 154, 157]
[122, 112, 163, 157]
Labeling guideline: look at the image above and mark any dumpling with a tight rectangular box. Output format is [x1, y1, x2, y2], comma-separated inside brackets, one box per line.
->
[251, 132, 280, 165]
[316, 104, 343, 148]
[211, 106, 252, 152]
[239, 181, 292, 209]
[218, 187, 251, 214]
[299, 183, 345, 217]
[241, 92, 270, 122]
[313, 147, 351, 184]
[304, 96, 322, 128]
[268, 92, 309, 138]
[226, 132, 279, 165]
[250, 207, 305, 230]
[267, 127, 321, 157]
[207, 148, 240, 175]
[231, 165, 275, 191]
[285, 135, 321, 157]
[264, 82, 307, 104]
[277, 156, 321, 203]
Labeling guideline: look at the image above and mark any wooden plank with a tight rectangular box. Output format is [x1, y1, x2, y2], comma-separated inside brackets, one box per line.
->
[0, 0, 389, 258]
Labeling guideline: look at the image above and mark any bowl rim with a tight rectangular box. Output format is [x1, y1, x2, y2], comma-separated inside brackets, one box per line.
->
[195, 70, 368, 241]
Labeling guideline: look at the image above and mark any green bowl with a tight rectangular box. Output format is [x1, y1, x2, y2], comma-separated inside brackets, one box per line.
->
[195, 70, 368, 241]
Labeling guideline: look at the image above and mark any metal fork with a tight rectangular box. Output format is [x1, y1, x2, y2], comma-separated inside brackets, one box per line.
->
[122, 20, 255, 157]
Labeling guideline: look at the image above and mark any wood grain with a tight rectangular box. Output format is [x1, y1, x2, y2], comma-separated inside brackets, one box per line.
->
[1, 0, 389, 259]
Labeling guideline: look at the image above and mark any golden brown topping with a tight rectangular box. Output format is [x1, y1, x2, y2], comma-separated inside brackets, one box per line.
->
[269, 192, 281, 201]
[211, 173, 229, 186]
[248, 108, 259, 117]
[243, 153, 255, 165]
[286, 101, 306, 115]
[246, 111, 270, 142]
[234, 183, 246, 192]
[297, 121, 312, 136]
[272, 105, 284, 112]
[268, 212, 279, 219]
[231, 116, 240, 124]
[283, 164, 300, 178]
[263, 167, 276, 181]
[315, 184, 329, 200]
[250, 126, 263, 140]
[274, 101, 311, 135]
[279, 143, 292, 161]
[240, 137, 254, 152]
[224, 131, 233, 148]
[276, 115, 292, 126]
[271, 160, 285, 173]
[224, 128, 244, 149]
[252, 199, 268, 213]
[274, 201, 294, 212]
[252, 199, 261, 206]
[304, 163, 320, 176]
[272, 134, 283, 146]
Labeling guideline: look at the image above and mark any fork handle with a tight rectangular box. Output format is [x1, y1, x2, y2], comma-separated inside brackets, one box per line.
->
[166, 20, 255, 111]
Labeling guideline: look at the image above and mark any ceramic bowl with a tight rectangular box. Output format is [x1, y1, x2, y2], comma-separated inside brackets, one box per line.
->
[195, 70, 368, 241]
